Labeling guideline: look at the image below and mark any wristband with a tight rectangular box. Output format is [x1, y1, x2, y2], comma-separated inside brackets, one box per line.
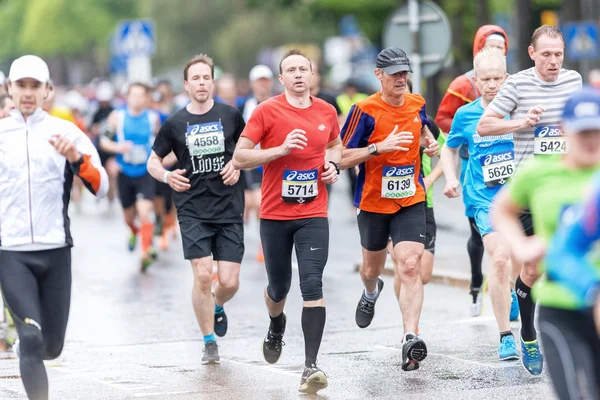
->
[163, 171, 170, 184]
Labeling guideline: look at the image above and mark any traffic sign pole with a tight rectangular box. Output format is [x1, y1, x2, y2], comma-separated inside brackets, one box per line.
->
[408, 0, 422, 94]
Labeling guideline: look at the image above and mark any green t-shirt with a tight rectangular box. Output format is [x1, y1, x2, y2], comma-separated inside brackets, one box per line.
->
[421, 134, 446, 208]
[507, 155, 599, 309]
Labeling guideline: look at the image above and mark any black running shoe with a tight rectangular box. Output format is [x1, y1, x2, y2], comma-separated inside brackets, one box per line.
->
[202, 341, 220, 365]
[355, 278, 384, 328]
[402, 333, 427, 371]
[214, 309, 228, 337]
[298, 363, 328, 394]
[262, 313, 286, 364]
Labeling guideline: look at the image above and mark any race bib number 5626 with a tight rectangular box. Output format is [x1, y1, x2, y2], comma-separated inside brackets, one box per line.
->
[186, 121, 225, 157]
[534, 126, 567, 155]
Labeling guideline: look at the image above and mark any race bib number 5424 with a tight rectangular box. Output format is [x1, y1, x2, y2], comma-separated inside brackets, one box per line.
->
[534, 126, 567, 155]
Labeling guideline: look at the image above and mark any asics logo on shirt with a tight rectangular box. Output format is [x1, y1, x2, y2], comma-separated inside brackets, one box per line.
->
[385, 166, 414, 177]
[536, 126, 562, 138]
[483, 151, 513, 166]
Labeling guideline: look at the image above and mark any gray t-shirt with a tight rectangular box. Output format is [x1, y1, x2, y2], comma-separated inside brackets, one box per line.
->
[488, 67, 582, 167]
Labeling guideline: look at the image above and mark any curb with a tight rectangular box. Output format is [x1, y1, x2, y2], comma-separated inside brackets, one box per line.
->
[354, 260, 472, 288]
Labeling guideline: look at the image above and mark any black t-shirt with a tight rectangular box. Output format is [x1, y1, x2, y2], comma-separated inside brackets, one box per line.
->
[315, 90, 341, 116]
[153, 102, 245, 223]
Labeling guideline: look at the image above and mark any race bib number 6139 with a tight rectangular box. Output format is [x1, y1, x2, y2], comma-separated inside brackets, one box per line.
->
[381, 165, 416, 199]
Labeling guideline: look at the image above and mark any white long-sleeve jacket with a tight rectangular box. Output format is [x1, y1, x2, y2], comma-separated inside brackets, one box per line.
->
[0, 108, 109, 249]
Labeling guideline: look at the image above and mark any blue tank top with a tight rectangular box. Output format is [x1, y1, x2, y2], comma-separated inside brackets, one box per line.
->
[115, 109, 158, 178]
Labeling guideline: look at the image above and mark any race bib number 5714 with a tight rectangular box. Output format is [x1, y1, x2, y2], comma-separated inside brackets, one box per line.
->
[282, 169, 318, 204]
[534, 126, 567, 155]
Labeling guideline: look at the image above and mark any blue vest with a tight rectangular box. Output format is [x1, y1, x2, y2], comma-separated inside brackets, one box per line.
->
[115, 109, 158, 178]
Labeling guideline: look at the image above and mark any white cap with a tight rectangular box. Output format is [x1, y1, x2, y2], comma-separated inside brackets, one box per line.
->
[96, 81, 115, 102]
[249, 65, 273, 82]
[486, 33, 506, 44]
[9, 55, 50, 83]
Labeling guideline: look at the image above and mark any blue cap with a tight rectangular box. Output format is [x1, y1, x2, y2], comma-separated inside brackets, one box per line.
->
[562, 87, 600, 134]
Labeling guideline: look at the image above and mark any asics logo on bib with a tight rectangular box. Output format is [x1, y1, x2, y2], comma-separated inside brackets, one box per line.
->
[483, 151, 513, 166]
[189, 123, 220, 134]
[385, 166, 414, 177]
[286, 171, 316, 181]
[536, 126, 562, 138]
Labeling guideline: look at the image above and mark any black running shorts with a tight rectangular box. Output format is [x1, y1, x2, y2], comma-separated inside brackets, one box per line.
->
[179, 219, 244, 263]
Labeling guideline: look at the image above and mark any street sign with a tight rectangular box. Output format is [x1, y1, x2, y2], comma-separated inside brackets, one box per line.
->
[563, 21, 598, 61]
[382, 0, 452, 79]
[113, 19, 156, 57]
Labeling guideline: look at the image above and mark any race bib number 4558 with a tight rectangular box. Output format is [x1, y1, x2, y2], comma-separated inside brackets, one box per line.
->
[535, 126, 567, 155]
[186, 121, 225, 157]
[282, 169, 318, 204]
[381, 165, 416, 199]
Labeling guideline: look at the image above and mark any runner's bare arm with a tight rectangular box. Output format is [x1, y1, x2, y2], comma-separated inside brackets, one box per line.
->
[476, 106, 543, 136]
[233, 130, 307, 170]
[341, 125, 413, 170]
[326, 136, 342, 164]
[147, 151, 190, 192]
[439, 145, 460, 198]
[98, 111, 132, 154]
[162, 152, 178, 169]
[420, 125, 439, 157]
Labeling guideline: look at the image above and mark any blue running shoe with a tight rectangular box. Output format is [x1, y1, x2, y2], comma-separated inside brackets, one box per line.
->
[521, 338, 543, 375]
[510, 290, 520, 321]
[128, 232, 137, 252]
[498, 335, 519, 360]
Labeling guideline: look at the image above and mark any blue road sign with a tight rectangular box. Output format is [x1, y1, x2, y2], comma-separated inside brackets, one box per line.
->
[564, 21, 598, 61]
[113, 19, 156, 57]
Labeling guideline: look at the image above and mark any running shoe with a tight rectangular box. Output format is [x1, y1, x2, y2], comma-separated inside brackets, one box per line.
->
[128, 232, 137, 252]
[521, 337, 543, 375]
[510, 290, 520, 321]
[355, 278, 384, 328]
[402, 332, 427, 371]
[469, 276, 486, 317]
[262, 313, 286, 364]
[498, 335, 519, 360]
[214, 308, 228, 337]
[298, 363, 328, 394]
[202, 341, 220, 365]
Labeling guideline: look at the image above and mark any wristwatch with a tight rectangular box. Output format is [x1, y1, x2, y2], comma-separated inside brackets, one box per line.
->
[368, 143, 379, 156]
[328, 161, 340, 175]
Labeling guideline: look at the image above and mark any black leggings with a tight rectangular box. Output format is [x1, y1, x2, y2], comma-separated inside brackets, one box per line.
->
[467, 217, 484, 288]
[0, 247, 72, 400]
[538, 306, 600, 400]
[260, 218, 329, 302]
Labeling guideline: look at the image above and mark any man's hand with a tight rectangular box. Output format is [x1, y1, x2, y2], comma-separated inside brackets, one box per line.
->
[376, 125, 414, 153]
[166, 169, 191, 192]
[513, 235, 546, 266]
[119, 141, 134, 154]
[220, 160, 240, 186]
[443, 178, 460, 198]
[321, 161, 339, 184]
[49, 135, 80, 163]
[523, 105, 545, 128]
[279, 129, 307, 156]
[423, 137, 439, 157]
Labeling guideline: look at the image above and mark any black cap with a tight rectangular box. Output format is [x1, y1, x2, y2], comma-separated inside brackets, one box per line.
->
[376, 47, 413, 74]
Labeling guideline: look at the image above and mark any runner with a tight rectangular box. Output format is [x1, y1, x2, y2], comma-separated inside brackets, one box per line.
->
[232, 49, 342, 393]
[0, 55, 108, 400]
[544, 171, 600, 400]
[0, 94, 15, 117]
[240, 65, 274, 262]
[436, 25, 511, 316]
[491, 87, 600, 387]
[477, 25, 582, 375]
[440, 47, 519, 360]
[100, 82, 160, 271]
[340, 47, 439, 371]
[147, 54, 245, 365]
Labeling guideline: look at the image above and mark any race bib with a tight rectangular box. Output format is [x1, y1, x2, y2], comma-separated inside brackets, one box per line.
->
[186, 121, 225, 157]
[534, 126, 567, 155]
[480, 150, 514, 187]
[282, 169, 318, 204]
[381, 165, 416, 199]
[123, 145, 149, 165]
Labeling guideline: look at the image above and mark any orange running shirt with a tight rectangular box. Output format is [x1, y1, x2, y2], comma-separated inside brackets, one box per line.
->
[341, 92, 429, 214]
[241, 94, 340, 220]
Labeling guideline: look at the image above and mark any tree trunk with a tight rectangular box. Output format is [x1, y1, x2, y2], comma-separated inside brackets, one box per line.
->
[476, 0, 491, 25]
[516, 0, 534, 70]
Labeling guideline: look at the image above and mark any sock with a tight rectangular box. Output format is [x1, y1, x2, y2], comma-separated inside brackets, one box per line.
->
[302, 307, 326, 368]
[140, 221, 154, 253]
[269, 312, 285, 334]
[363, 284, 379, 301]
[500, 330, 513, 343]
[515, 277, 537, 342]
[215, 305, 224, 314]
[203, 333, 216, 344]
[467, 234, 484, 289]
[127, 221, 138, 235]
